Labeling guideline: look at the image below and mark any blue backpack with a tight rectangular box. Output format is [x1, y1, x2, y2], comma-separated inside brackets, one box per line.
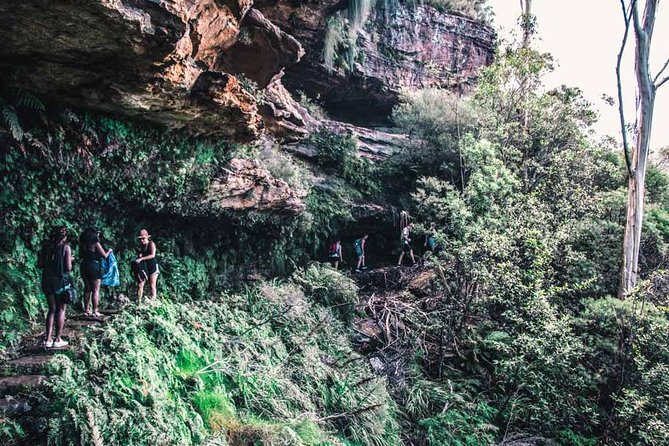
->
[101, 252, 120, 287]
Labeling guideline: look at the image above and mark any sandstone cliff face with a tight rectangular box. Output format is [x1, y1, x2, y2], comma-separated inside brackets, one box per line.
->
[0, 0, 300, 140]
[257, 1, 495, 124]
[0, 0, 494, 213]
[0, 0, 494, 139]
[206, 158, 306, 214]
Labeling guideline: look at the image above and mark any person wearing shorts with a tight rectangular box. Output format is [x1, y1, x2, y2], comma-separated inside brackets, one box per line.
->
[354, 234, 368, 272]
[39, 226, 72, 348]
[135, 229, 159, 305]
[398, 224, 416, 266]
[79, 227, 112, 317]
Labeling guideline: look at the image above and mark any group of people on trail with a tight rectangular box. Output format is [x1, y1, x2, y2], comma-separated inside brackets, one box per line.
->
[39, 226, 160, 349]
[328, 221, 438, 272]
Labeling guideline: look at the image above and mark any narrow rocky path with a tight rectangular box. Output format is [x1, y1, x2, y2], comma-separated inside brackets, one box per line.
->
[0, 309, 118, 445]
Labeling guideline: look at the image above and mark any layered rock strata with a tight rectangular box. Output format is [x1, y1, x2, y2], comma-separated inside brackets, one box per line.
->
[0, 0, 302, 139]
[257, 0, 495, 125]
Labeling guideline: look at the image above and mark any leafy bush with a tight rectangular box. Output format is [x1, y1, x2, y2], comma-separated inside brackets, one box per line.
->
[310, 128, 379, 194]
[42, 273, 400, 446]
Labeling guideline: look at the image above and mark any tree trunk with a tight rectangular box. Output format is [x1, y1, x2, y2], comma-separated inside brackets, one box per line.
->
[618, 0, 657, 297]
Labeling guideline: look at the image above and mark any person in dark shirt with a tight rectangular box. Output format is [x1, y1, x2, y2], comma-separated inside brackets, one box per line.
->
[135, 229, 159, 305]
[79, 227, 112, 317]
[38, 226, 72, 348]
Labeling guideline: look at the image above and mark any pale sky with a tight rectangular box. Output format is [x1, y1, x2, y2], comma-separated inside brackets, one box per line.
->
[488, 0, 669, 151]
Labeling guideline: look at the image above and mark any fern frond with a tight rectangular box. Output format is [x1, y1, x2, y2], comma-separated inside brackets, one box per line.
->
[16, 90, 45, 112]
[2, 104, 24, 141]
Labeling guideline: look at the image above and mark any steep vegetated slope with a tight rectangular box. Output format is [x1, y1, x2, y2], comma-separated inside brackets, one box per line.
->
[2, 1, 669, 446]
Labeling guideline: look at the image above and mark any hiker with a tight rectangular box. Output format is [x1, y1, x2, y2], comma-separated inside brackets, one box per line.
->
[424, 222, 437, 252]
[134, 228, 159, 305]
[80, 227, 112, 317]
[328, 240, 343, 269]
[38, 226, 72, 348]
[354, 234, 368, 272]
[398, 223, 416, 266]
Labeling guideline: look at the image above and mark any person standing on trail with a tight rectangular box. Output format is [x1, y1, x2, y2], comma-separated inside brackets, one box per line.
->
[38, 226, 72, 349]
[80, 227, 112, 318]
[134, 229, 159, 305]
[398, 223, 416, 266]
[424, 222, 437, 252]
[328, 240, 343, 269]
[354, 234, 368, 272]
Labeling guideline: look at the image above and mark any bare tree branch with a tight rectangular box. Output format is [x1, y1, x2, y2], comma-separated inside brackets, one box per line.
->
[657, 74, 669, 89]
[617, 0, 636, 176]
[653, 57, 669, 84]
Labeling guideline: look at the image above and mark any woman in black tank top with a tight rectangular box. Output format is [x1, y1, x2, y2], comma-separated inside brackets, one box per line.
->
[38, 226, 72, 349]
[135, 228, 159, 305]
[79, 227, 112, 317]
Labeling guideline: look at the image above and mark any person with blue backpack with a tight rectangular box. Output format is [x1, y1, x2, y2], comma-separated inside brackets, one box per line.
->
[38, 226, 72, 349]
[354, 234, 368, 272]
[424, 222, 437, 252]
[134, 229, 159, 305]
[80, 227, 112, 318]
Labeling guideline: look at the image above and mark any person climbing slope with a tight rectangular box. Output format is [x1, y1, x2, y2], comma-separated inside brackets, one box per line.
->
[134, 228, 159, 305]
[80, 226, 112, 318]
[38, 226, 73, 349]
[425, 222, 437, 252]
[354, 234, 368, 272]
[398, 223, 416, 266]
[328, 240, 343, 269]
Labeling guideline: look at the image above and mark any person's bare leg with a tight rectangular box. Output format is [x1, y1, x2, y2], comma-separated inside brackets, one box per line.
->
[55, 303, 67, 342]
[138, 280, 145, 305]
[84, 279, 92, 314]
[357, 257, 363, 270]
[45, 294, 56, 343]
[398, 252, 404, 266]
[149, 273, 158, 300]
[410, 250, 416, 264]
[92, 279, 102, 314]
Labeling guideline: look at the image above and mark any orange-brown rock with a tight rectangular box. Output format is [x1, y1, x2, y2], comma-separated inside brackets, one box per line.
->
[0, 0, 301, 140]
[206, 158, 306, 214]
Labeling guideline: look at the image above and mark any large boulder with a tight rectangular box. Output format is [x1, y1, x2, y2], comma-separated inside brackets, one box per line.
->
[206, 158, 306, 214]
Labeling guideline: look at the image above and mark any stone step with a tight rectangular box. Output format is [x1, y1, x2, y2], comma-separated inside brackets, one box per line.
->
[66, 318, 104, 329]
[99, 308, 120, 315]
[0, 395, 32, 416]
[0, 375, 45, 396]
[0, 355, 57, 376]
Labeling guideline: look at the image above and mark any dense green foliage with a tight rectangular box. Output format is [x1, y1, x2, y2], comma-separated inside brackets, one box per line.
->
[0, 110, 360, 351]
[2, 29, 669, 446]
[374, 43, 669, 445]
[39, 267, 399, 446]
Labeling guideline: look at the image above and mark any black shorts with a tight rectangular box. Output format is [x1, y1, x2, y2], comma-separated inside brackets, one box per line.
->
[402, 242, 413, 253]
[81, 260, 102, 281]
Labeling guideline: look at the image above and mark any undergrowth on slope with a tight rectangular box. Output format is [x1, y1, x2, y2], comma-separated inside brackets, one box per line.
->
[42, 266, 399, 446]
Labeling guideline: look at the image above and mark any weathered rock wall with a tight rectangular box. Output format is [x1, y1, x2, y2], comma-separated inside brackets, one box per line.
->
[0, 0, 301, 140]
[257, 0, 495, 125]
